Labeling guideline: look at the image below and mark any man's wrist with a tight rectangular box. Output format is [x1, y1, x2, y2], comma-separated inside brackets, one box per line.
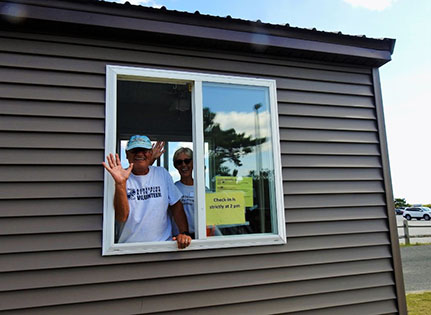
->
[180, 231, 191, 237]
[115, 182, 127, 188]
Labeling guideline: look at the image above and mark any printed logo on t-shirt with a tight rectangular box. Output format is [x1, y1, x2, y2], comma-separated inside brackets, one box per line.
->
[181, 195, 194, 206]
[127, 186, 162, 201]
[127, 188, 136, 200]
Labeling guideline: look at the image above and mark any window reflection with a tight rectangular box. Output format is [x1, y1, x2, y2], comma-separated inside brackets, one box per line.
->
[203, 83, 277, 236]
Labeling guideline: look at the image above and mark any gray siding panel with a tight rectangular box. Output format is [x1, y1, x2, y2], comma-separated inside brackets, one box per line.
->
[1, 259, 393, 292]
[0, 149, 103, 165]
[0, 215, 101, 235]
[278, 103, 377, 119]
[0, 99, 104, 118]
[285, 193, 386, 209]
[280, 129, 379, 143]
[0, 182, 102, 200]
[282, 167, 382, 181]
[0, 133, 104, 149]
[0, 289, 396, 315]
[279, 116, 377, 131]
[0, 116, 104, 133]
[0, 232, 389, 255]
[0, 198, 102, 217]
[1, 245, 392, 272]
[0, 273, 394, 311]
[286, 220, 388, 237]
[276, 78, 374, 95]
[0, 26, 398, 314]
[0, 232, 101, 254]
[0, 67, 105, 88]
[0, 83, 103, 103]
[283, 180, 384, 195]
[282, 155, 382, 168]
[277, 90, 375, 107]
[281, 142, 381, 155]
[0, 166, 102, 182]
[286, 206, 388, 222]
[0, 35, 373, 84]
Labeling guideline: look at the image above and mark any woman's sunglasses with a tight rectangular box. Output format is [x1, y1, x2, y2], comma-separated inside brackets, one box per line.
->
[174, 158, 192, 167]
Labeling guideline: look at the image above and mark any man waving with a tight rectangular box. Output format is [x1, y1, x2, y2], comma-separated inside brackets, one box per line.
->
[103, 135, 192, 249]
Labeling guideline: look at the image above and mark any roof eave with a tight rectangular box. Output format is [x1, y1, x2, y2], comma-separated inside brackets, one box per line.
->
[0, 0, 394, 66]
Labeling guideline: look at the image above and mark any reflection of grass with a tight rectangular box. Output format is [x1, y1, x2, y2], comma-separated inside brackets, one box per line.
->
[407, 292, 431, 315]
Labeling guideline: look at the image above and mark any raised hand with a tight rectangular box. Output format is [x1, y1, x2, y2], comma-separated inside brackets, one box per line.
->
[151, 141, 166, 164]
[102, 153, 133, 184]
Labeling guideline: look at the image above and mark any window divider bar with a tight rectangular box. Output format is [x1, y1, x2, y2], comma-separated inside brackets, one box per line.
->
[192, 80, 207, 240]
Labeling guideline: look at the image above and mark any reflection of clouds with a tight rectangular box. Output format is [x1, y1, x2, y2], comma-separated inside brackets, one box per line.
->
[223, 150, 274, 177]
[213, 111, 270, 138]
[213, 111, 272, 151]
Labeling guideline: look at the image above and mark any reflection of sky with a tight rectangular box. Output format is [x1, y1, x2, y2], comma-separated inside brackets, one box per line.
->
[203, 82, 274, 177]
[203, 82, 269, 113]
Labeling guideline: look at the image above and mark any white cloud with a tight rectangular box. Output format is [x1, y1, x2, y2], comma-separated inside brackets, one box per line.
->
[342, 0, 396, 11]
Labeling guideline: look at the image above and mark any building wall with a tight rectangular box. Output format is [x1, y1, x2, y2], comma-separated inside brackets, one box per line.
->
[0, 28, 400, 314]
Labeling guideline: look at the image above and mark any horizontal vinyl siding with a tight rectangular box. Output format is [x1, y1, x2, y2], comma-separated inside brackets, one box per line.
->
[0, 29, 396, 314]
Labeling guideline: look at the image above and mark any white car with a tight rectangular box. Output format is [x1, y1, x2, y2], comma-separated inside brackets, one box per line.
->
[403, 207, 431, 221]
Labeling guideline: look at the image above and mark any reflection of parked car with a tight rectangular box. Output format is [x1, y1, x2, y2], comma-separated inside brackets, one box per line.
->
[395, 208, 405, 215]
[403, 207, 431, 220]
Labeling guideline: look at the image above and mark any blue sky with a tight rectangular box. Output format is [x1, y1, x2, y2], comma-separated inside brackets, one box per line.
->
[107, 0, 431, 204]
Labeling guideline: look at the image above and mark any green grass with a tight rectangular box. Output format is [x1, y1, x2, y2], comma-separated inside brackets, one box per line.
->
[407, 292, 431, 315]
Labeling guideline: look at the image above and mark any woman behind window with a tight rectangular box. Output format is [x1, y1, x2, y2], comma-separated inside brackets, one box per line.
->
[172, 147, 195, 238]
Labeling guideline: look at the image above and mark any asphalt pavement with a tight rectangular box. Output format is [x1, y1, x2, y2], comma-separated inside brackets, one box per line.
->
[400, 244, 431, 292]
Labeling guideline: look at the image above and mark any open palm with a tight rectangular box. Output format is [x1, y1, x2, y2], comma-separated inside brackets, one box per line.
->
[102, 153, 133, 184]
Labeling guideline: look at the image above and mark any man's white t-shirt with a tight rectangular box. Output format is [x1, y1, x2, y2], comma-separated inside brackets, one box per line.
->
[118, 166, 182, 243]
[172, 181, 195, 236]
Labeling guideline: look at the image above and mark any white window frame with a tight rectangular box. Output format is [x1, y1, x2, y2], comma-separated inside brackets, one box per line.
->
[103, 65, 286, 255]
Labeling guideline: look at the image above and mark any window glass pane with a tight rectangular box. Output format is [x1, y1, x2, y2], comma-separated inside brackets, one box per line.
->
[203, 82, 277, 236]
[115, 79, 194, 243]
[117, 80, 192, 141]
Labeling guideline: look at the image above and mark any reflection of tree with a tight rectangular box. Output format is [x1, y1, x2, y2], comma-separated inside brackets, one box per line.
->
[204, 107, 266, 176]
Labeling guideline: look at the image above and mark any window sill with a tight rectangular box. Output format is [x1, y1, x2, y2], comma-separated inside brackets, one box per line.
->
[103, 234, 286, 256]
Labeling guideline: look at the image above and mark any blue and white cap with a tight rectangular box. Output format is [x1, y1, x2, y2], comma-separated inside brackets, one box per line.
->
[126, 135, 152, 151]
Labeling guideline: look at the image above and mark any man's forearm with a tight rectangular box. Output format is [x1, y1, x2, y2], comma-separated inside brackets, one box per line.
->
[171, 201, 189, 233]
[114, 182, 130, 222]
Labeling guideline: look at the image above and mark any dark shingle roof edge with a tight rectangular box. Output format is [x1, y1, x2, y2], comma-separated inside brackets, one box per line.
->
[95, 0, 396, 54]
[0, 0, 396, 64]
